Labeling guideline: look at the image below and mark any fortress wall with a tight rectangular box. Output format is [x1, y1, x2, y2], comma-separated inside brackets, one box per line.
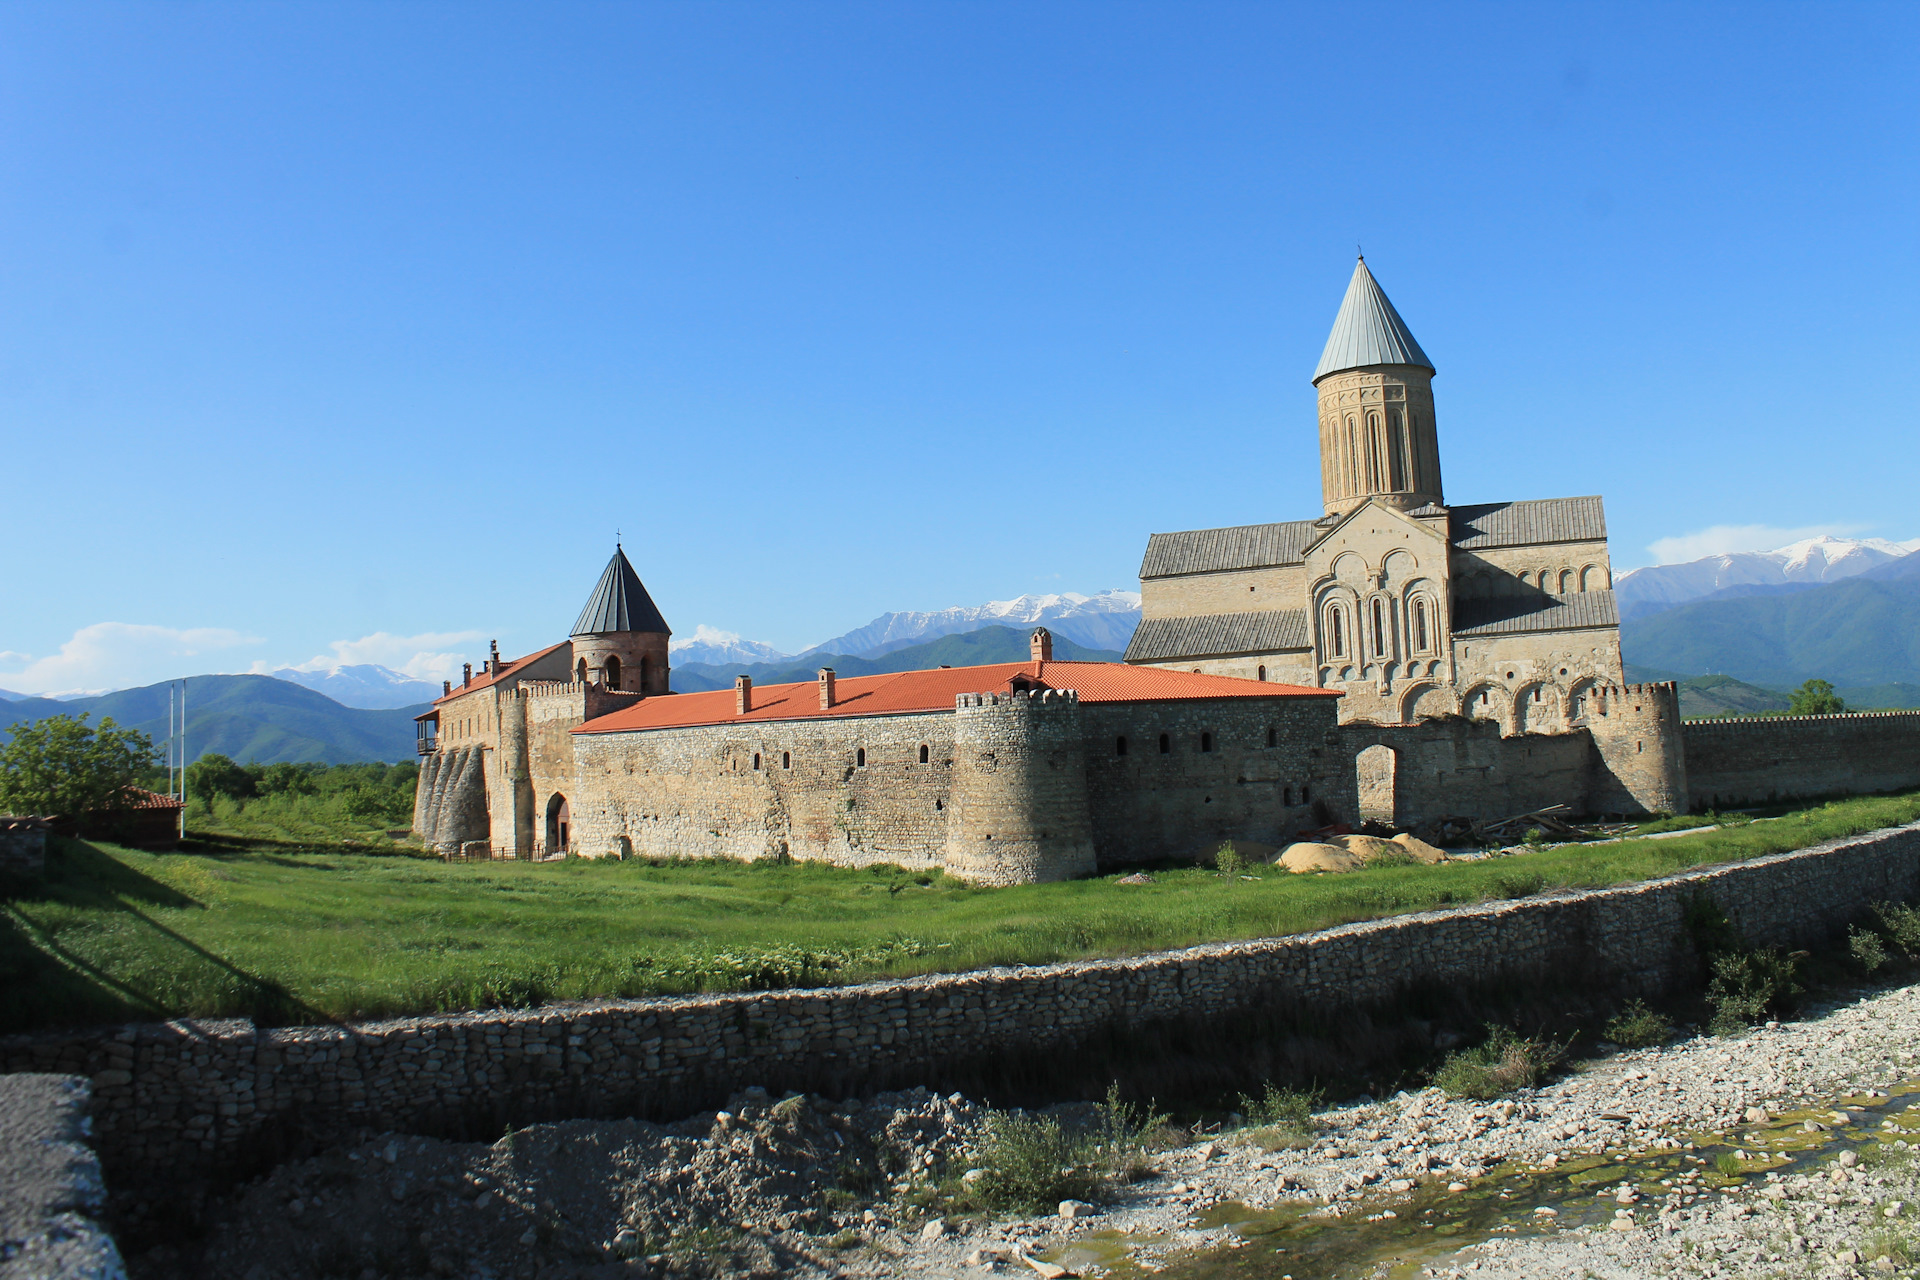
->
[18, 822, 1917, 1190]
[569, 713, 955, 867]
[1139, 564, 1308, 619]
[1081, 698, 1346, 862]
[1341, 718, 1591, 827]
[1684, 711, 1920, 810]
[944, 692, 1095, 884]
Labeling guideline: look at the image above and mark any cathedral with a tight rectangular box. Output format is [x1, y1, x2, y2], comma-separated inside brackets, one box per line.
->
[1125, 258, 1624, 736]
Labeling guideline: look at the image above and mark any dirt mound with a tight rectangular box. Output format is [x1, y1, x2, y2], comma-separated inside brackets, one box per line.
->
[1276, 842, 1363, 873]
[1329, 833, 1400, 862]
[136, 1086, 982, 1280]
[1391, 833, 1450, 864]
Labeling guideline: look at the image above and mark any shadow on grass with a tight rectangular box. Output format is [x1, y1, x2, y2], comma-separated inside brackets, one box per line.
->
[0, 838, 326, 1034]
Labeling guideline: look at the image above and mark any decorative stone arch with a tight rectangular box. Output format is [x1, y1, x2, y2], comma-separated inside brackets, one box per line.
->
[576, 658, 589, 683]
[1579, 563, 1611, 592]
[1362, 591, 1396, 663]
[1399, 682, 1450, 724]
[544, 793, 571, 855]
[1557, 568, 1574, 594]
[1402, 580, 1441, 656]
[1567, 676, 1600, 724]
[1513, 681, 1552, 733]
[603, 654, 622, 690]
[1462, 683, 1505, 731]
[1317, 584, 1361, 663]
[611, 834, 632, 860]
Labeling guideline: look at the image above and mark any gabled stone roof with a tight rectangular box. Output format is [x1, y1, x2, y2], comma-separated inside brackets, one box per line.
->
[1452, 589, 1618, 637]
[1123, 610, 1312, 663]
[1138, 520, 1319, 578]
[1449, 497, 1607, 550]
[572, 546, 671, 637]
[1313, 258, 1434, 381]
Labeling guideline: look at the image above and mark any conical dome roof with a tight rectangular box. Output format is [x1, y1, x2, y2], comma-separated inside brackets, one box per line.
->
[572, 546, 671, 637]
[1313, 258, 1434, 381]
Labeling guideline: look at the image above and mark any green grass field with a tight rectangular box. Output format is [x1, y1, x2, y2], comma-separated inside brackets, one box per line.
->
[5, 790, 1918, 1035]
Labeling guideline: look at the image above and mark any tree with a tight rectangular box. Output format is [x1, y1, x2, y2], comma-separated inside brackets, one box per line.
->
[1789, 679, 1846, 716]
[0, 714, 159, 822]
[186, 753, 255, 800]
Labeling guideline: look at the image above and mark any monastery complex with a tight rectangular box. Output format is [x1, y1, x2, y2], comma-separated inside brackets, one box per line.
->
[415, 260, 1695, 883]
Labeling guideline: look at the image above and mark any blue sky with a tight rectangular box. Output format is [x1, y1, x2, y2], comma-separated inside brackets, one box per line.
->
[2, 2, 1916, 693]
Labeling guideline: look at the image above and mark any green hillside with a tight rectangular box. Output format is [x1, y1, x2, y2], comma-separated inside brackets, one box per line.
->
[0, 675, 428, 764]
[671, 625, 1124, 692]
[1622, 577, 1920, 690]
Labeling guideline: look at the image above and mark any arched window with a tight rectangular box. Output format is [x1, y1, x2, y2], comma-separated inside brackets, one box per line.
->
[1412, 598, 1430, 653]
[1372, 598, 1388, 657]
[919, 744, 929, 764]
[1266, 728, 1276, 748]
[1158, 733, 1171, 755]
[603, 655, 622, 690]
[1256, 665, 1267, 681]
[576, 658, 588, 683]
[855, 747, 866, 768]
[1200, 732, 1213, 753]
[1329, 606, 1346, 658]
[781, 751, 791, 770]
[1115, 736, 1128, 756]
[1345, 417, 1360, 493]
[1385, 409, 1408, 491]
[639, 655, 650, 689]
[1302, 784, 1312, 804]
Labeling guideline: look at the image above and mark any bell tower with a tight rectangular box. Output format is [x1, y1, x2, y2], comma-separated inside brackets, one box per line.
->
[569, 544, 672, 695]
[1312, 258, 1444, 516]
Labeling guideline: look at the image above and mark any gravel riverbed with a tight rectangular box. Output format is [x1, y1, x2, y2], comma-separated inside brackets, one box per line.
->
[129, 976, 1920, 1280]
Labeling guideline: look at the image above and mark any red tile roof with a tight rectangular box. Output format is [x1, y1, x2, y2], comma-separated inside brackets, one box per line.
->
[575, 661, 1335, 735]
[111, 787, 184, 812]
[434, 641, 572, 706]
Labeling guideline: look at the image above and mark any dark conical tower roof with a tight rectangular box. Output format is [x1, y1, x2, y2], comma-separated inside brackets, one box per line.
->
[572, 546, 671, 637]
[1313, 257, 1434, 381]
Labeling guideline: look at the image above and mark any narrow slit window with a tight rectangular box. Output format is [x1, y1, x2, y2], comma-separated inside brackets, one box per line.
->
[1200, 732, 1213, 753]
[781, 751, 791, 770]
[919, 744, 929, 764]
[1158, 733, 1170, 755]
[1257, 665, 1267, 681]
[1115, 736, 1128, 756]
[856, 747, 866, 767]
[1372, 599, 1387, 657]
[752, 753, 761, 770]
[1329, 607, 1346, 658]
[1284, 786, 1293, 806]
[1266, 728, 1276, 748]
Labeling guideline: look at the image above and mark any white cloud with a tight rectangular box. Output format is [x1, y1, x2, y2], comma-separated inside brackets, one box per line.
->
[0, 623, 262, 696]
[1643, 523, 1859, 566]
[669, 624, 743, 653]
[261, 631, 487, 682]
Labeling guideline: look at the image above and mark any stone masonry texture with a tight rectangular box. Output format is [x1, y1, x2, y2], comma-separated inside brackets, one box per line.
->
[7, 822, 1917, 1193]
[0, 1074, 125, 1280]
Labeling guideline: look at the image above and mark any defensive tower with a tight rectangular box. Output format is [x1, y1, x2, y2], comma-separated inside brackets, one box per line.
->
[570, 544, 672, 694]
[943, 689, 1096, 885]
[1313, 258, 1444, 515]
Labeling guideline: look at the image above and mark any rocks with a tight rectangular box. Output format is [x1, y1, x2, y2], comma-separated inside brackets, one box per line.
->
[1057, 1199, 1098, 1219]
[1743, 1105, 1770, 1124]
[1114, 872, 1154, 885]
[920, 1217, 948, 1241]
[1020, 1256, 1070, 1279]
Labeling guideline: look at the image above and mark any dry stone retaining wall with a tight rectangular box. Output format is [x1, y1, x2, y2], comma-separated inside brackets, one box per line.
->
[6, 823, 1918, 1190]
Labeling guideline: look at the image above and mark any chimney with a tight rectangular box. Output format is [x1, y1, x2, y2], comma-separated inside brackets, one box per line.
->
[442, 680, 452, 696]
[463, 662, 473, 688]
[1030, 627, 1054, 663]
[818, 668, 836, 709]
[735, 674, 753, 715]
[489, 639, 500, 674]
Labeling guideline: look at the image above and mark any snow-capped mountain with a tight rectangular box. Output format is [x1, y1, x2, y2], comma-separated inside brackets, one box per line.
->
[669, 626, 794, 667]
[268, 664, 442, 709]
[801, 590, 1142, 658]
[1616, 536, 1920, 621]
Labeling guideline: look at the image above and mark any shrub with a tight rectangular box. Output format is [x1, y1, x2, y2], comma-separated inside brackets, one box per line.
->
[1236, 1082, 1320, 1145]
[1604, 999, 1673, 1049]
[1090, 1083, 1172, 1182]
[1713, 1152, 1742, 1177]
[972, 1112, 1100, 1212]
[1705, 947, 1802, 1035]
[1873, 901, 1920, 959]
[1850, 927, 1889, 973]
[1214, 843, 1247, 876]
[1433, 1025, 1565, 1099]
